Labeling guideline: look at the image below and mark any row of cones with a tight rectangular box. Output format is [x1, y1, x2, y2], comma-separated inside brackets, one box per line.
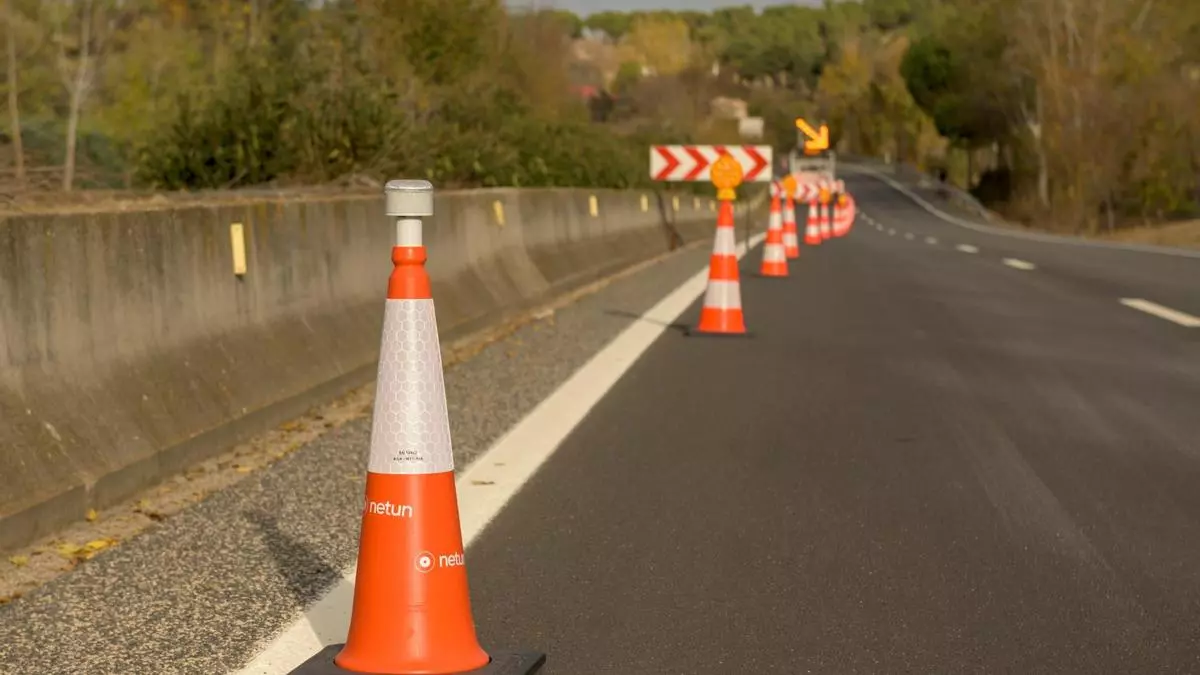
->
[690, 177, 856, 337]
[291, 177, 850, 674]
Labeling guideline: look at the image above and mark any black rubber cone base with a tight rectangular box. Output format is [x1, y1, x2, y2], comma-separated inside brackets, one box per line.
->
[682, 327, 755, 339]
[290, 645, 546, 675]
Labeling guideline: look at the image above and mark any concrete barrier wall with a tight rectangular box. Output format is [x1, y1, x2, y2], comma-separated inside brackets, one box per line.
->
[0, 186, 765, 552]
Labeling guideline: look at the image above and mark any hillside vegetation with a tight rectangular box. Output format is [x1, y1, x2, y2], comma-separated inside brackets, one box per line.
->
[2, 0, 1197, 235]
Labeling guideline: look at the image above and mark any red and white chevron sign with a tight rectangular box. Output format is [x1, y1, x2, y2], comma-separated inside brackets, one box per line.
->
[650, 145, 773, 183]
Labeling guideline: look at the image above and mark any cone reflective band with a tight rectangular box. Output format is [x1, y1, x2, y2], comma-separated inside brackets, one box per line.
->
[291, 180, 545, 675]
[804, 202, 822, 246]
[759, 186, 788, 277]
[820, 201, 833, 241]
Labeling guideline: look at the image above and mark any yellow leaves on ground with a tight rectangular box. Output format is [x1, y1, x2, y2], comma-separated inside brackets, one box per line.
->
[8, 556, 29, 567]
[52, 538, 118, 563]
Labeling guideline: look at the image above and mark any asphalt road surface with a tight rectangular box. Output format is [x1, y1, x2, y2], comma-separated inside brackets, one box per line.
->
[3, 171, 1198, 674]
[467, 173, 1200, 674]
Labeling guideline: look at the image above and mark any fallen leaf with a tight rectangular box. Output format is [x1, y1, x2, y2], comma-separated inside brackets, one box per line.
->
[235, 466, 253, 474]
[54, 543, 81, 558]
[85, 508, 98, 522]
[84, 539, 114, 552]
[8, 555, 29, 567]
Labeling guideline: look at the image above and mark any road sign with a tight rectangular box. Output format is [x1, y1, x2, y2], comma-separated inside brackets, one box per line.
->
[795, 118, 829, 153]
[650, 145, 773, 183]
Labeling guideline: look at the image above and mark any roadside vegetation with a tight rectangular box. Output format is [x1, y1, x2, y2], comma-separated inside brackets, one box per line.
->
[1, 0, 1197, 238]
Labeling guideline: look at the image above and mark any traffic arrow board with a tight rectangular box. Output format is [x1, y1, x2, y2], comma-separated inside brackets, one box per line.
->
[649, 145, 774, 183]
[795, 117, 830, 153]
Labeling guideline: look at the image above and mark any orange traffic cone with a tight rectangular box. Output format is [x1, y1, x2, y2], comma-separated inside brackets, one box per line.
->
[688, 199, 748, 336]
[781, 191, 800, 259]
[820, 200, 833, 242]
[292, 180, 545, 675]
[833, 194, 852, 237]
[803, 202, 822, 246]
[759, 188, 788, 277]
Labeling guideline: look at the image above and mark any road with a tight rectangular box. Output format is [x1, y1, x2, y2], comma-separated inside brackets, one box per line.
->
[3, 170, 1199, 674]
[463, 172, 1200, 673]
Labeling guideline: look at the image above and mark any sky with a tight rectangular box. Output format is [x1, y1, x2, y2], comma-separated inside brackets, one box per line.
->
[510, 0, 818, 16]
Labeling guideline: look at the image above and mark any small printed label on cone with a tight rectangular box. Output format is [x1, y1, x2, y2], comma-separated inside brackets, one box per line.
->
[415, 549, 465, 573]
[368, 300, 455, 475]
[364, 499, 415, 518]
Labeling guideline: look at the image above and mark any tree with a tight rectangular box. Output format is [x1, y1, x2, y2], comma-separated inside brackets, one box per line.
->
[48, 0, 103, 191]
[584, 11, 632, 40]
[3, 0, 24, 184]
[619, 15, 694, 78]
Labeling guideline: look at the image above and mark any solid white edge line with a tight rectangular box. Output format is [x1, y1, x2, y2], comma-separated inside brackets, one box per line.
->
[843, 164, 1200, 260]
[234, 232, 768, 675]
[1119, 298, 1200, 328]
[1003, 258, 1037, 270]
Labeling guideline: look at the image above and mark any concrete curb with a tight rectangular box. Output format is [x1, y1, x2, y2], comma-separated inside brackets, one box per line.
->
[0, 186, 769, 553]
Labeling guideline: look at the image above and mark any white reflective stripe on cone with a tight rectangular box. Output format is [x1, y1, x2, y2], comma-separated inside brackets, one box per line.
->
[713, 227, 738, 255]
[783, 232, 799, 246]
[368, 299, 455, 475]
[703, 280, 743, 310]
[763, 245, 787, 262]
[768, 211, 782, 230]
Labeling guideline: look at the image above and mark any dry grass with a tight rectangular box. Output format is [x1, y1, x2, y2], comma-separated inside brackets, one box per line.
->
[1095, 220, 1200, 250]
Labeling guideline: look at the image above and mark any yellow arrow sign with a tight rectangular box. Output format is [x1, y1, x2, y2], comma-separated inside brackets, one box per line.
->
[795, 117, 830, 152]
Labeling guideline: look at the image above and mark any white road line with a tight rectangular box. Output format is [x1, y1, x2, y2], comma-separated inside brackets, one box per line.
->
[956, 244, 979, 254]
[234, 235, 768, 675]
[1119, 298, 1200, 328]
[1003, 258, 1037, 270]
[888, 229, 896, 236]
[904, 233, 914, 240]
[925, 236, 938, 245]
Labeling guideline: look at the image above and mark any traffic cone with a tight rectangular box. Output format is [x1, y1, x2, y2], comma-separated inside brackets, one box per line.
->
[803, 202, 822, 246]
[781, 191, 800, 259]
[759, 189, 788, 277]
[834, 195, 853, 237]
[291, 180, 545, 675]
[688, 199, 747, 336]
[820, 200, 833, 242]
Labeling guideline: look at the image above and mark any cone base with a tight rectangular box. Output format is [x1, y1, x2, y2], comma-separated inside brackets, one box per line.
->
[784, 247, 800, 259]
[684, 328, 755, 338]
[756, 263, 788, 278]
[291, 645, 546, 675]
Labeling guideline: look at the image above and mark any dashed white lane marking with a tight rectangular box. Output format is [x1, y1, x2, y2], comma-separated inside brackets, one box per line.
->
[233, 236, 768, 674]
[1003, 258, 1037, 270]
[956, 244, 979, 254]
[1119, 298, 1200, 328]
[904, 233, 914, 240]
[925, 236, 938, 245]
[888, 229, 896, 236]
